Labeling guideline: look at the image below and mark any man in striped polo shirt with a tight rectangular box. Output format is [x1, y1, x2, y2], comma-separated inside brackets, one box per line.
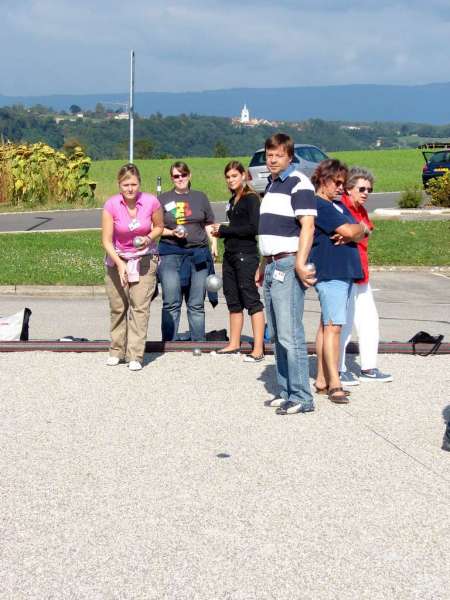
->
[258, 133, 317, 415]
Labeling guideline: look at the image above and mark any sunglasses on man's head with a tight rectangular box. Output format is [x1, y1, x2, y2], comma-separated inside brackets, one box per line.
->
[358, 186, 373, 193]
[172, 173, 188, 180]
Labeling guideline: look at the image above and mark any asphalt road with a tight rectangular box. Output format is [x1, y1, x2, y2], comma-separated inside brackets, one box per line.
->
[0, 192, 401, 233]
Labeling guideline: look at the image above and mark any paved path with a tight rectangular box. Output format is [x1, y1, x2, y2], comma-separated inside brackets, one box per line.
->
[1, 270, 449, 349]
[0, 193, 401, 233]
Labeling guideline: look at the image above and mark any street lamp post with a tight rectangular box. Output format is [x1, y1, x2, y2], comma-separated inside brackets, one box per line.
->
[129, 50, 135, 163]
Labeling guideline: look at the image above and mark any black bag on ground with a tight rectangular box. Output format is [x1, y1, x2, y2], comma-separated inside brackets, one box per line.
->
[206, 329, 229, 342]
[408, 331, 444, 356]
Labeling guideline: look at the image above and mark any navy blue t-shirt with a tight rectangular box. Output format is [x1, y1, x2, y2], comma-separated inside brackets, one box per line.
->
[309, 197, 363, 282]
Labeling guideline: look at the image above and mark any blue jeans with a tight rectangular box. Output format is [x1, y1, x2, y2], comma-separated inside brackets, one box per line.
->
[263, 256, 313, 407]
[159, 253, 208, 341]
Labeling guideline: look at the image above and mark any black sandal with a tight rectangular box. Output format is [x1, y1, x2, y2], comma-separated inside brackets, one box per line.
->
[314, 383, 350, 396]
[328, 387, 350, 404]
[215, 348, 241, 355]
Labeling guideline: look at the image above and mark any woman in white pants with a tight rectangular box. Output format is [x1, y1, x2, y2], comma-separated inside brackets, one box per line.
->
[339, 167, 392, 384]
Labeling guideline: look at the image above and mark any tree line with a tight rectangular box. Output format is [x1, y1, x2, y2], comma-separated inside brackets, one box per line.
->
[1, 104, 450, 161]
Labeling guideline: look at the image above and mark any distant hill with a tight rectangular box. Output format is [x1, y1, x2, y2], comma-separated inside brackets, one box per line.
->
[1, 83, 450, 124]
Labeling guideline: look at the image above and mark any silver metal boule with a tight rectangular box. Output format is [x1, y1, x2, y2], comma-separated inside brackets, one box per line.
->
[305, 262, 316, 272]
[205, 274, 222, 293]
[192, 348, 202, 356]
[133, 236, 145, 248]
[174, 225, 186, 236]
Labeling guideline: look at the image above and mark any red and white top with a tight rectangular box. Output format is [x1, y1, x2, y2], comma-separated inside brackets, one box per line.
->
[340, 193, 374, 285]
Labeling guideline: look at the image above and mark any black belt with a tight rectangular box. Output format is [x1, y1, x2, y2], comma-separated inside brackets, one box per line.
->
[265, 252, 297, 264]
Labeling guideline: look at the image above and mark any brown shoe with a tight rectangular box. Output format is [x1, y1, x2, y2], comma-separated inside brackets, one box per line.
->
[328, 387, 350, 404]
[314, 383, 350, 397]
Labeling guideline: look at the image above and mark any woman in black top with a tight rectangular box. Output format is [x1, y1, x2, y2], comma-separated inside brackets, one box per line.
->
[212, 161, 264, 362]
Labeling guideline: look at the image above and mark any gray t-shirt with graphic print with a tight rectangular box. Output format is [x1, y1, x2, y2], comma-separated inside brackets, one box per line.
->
[159, 189, 215, 248]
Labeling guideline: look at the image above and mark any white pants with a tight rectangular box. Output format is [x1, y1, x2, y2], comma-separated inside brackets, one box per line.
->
[339, 282, 379, 372]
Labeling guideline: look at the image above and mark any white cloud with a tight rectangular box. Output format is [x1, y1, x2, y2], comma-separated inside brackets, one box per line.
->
[1, 0, 449, 95]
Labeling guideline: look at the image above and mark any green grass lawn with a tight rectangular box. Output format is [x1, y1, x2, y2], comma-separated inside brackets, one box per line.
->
[90, 157, 250, 205]
[0, 148, 424, 212]
[1, 220, 448, 286]
[91, 149, 423, 202]
[330, 148, 424, 192]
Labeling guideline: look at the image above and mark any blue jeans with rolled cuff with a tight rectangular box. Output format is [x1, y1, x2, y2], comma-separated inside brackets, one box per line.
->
[263, 255, 314, 408]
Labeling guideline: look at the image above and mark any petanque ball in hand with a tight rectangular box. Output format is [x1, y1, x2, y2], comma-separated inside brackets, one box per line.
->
[174, 225, 186, 236]
[133, 236, 145, 248]
[206, 274, 222, 292]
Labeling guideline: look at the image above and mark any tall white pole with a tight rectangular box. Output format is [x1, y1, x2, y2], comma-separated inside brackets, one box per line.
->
[129, 50, 135, 163]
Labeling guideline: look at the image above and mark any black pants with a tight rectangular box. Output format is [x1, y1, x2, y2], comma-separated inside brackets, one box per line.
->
[222, 252, 264, 315]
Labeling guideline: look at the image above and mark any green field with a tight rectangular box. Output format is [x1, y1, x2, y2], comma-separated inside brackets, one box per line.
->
[330, 149, 423, 192]
[90, 149, 423, 203]
[0, 148, 424, 212]
[1, 220, 448, 285]
[90, 157, 249, 205]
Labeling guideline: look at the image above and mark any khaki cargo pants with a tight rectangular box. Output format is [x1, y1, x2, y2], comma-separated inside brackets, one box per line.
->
[105, 254, 158, 363]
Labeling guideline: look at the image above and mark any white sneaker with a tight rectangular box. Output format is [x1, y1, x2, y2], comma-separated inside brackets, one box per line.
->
[359, 368, 392, 383]
[106, 356, 120, 366]
[268, 398, 287, 408]
[128, 360, 142, 371]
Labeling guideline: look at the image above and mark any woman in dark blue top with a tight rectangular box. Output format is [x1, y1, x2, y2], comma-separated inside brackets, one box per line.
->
[309, 159, 369, 404]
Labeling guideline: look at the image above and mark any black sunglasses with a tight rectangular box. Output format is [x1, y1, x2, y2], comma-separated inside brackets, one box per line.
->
[172, 173, 189, 180]
[358, 186, 373, 193]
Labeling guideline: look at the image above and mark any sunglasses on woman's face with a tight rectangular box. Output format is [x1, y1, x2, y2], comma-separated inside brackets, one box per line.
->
[358, 186, 373, 193]
[172, 173, 188, 180]
[333, 179, 345, 187]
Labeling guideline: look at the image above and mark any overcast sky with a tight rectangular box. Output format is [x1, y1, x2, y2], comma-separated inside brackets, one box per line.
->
[2, 0, 450, 96]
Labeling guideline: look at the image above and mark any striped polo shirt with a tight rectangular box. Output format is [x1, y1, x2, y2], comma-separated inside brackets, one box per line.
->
[258, 164, 317, 256]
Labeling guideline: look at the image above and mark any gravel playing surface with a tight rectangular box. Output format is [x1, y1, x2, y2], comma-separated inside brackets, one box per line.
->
[1, 351, 449, 599]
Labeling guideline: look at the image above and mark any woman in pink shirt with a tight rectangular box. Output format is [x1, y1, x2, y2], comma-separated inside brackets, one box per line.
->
[102, 164, 164, 371]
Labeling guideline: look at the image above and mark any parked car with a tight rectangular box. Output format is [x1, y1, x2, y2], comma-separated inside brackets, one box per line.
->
[247, 144, 328, 194]
[419, 142, 450, 187]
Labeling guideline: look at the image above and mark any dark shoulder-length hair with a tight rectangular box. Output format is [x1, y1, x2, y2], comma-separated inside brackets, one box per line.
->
[311, 158, 348, 192]
[224, 160, 257, 197]
[170, 161, 192, 189]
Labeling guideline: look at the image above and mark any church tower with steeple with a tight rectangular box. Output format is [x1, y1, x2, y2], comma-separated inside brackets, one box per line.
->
[240, 104, 250, 124]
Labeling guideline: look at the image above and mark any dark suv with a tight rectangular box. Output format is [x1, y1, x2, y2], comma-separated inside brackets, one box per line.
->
[247, 144, 328, 194]
[419, 143, 450, 187]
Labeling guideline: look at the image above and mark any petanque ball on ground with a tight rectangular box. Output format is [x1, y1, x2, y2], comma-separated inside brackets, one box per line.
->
[206, 274, 222, 293]
[192, 348, 202, 356]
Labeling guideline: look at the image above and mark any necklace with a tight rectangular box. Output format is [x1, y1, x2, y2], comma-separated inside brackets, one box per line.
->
[125, 202, 139, 231]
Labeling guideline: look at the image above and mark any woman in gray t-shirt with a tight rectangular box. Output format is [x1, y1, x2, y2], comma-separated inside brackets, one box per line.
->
[158, 161, 218, 341]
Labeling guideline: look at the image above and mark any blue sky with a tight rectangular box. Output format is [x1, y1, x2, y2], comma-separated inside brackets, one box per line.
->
[3, 0, 450, 96]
